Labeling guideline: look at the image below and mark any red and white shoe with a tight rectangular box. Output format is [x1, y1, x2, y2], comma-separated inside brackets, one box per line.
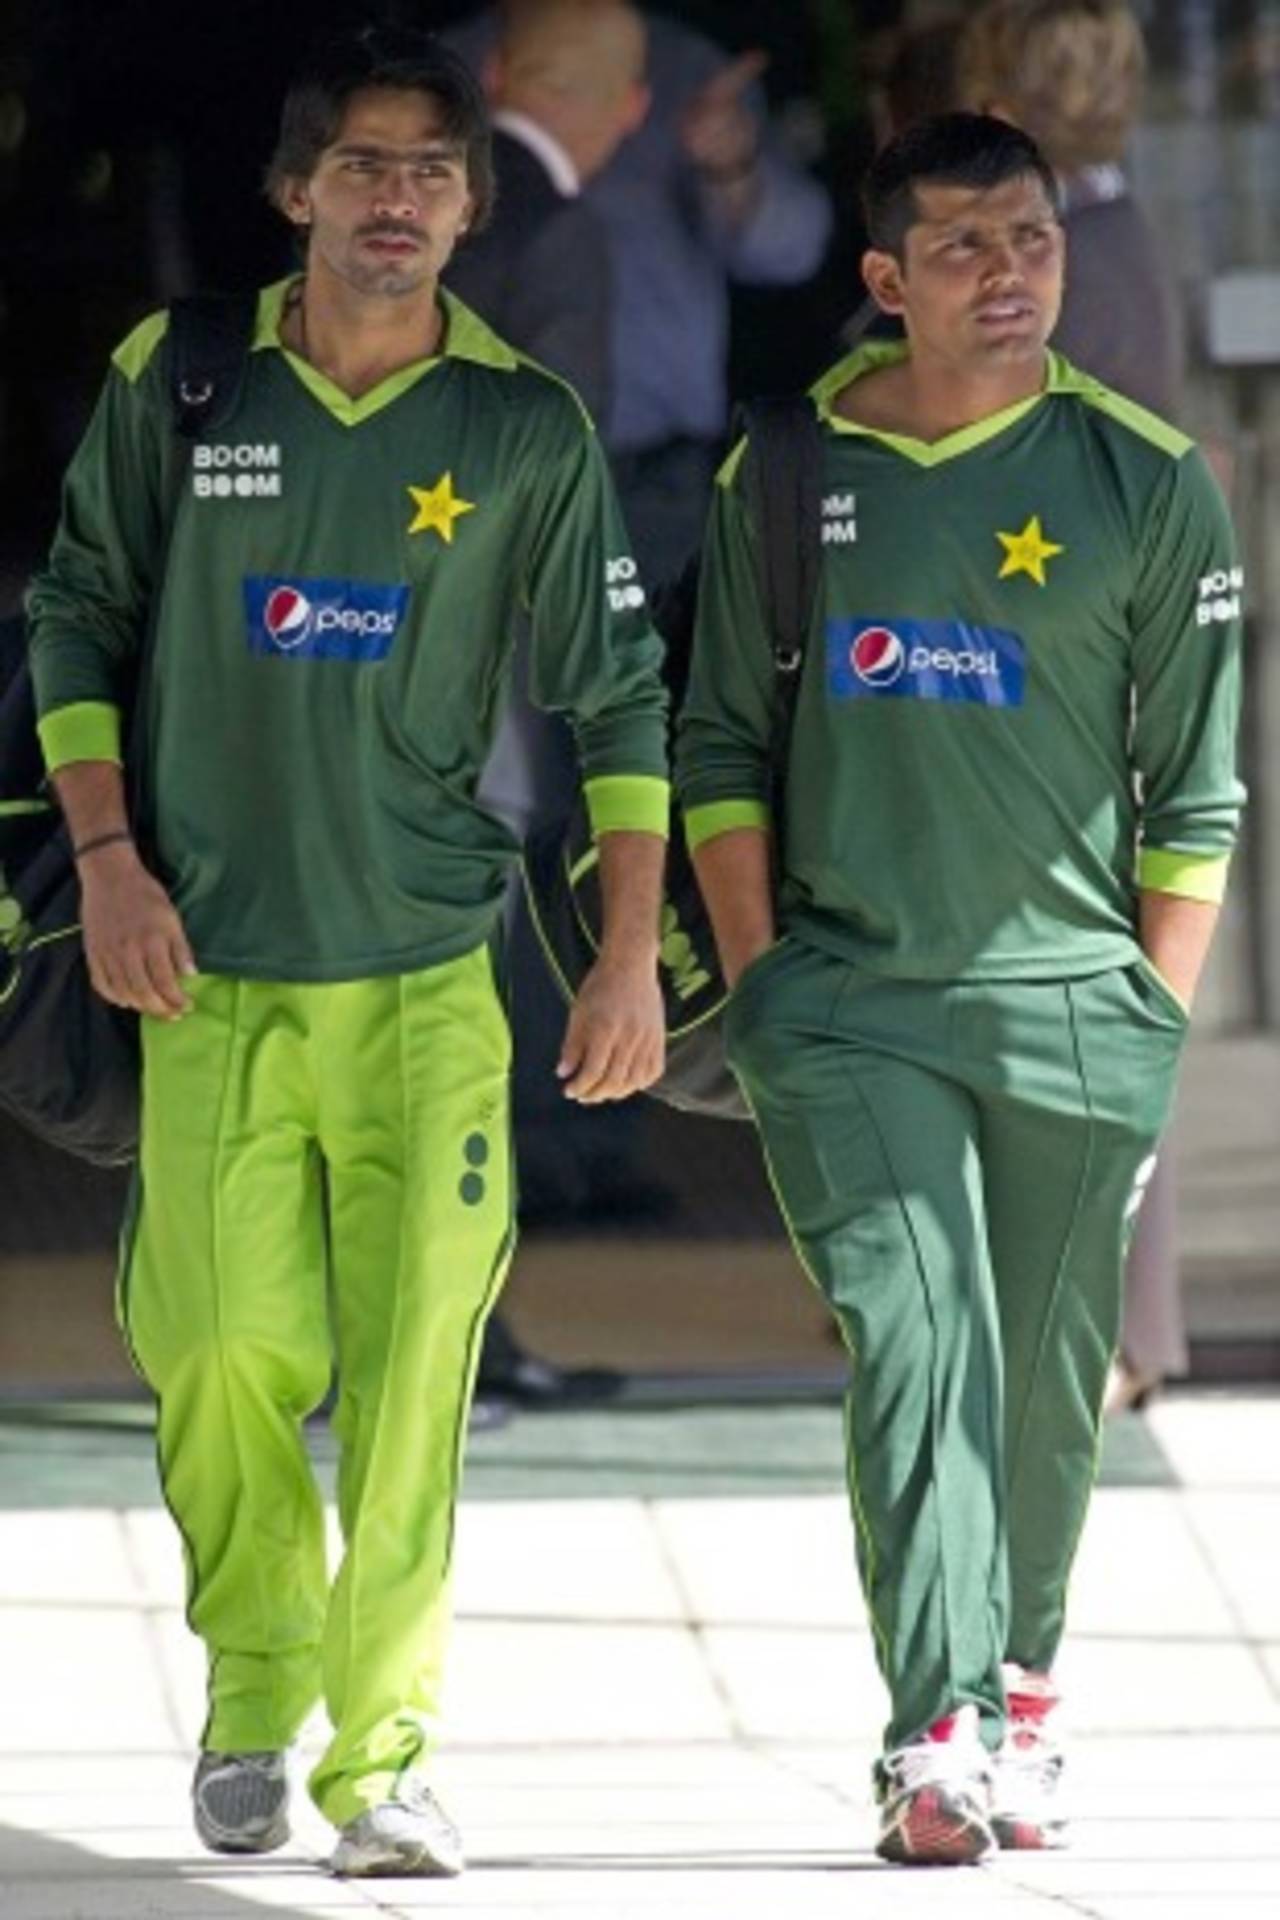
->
[875, 1704, 996, 1866]
[990, 1664, 1068, 1850]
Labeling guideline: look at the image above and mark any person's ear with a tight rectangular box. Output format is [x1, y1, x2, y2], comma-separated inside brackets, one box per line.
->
[624, 81, 652, 138]
[279, 177, 312, 228]
[862, 246, 906, 316]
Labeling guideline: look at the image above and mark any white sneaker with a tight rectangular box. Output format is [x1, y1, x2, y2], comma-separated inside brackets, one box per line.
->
[192, 1749, 290, 1854]
[875, 1704, 996, 1866]
[991, 1664, 1068, 1849]
[330, 1773, 464, 1878]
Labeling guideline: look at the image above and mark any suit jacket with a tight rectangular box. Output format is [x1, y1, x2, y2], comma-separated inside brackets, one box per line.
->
[446, 128, 613, 425]
[1053, 185, 1184, 422]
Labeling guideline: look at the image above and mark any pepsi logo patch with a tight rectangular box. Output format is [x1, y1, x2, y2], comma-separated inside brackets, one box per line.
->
[827, 615, 1025, 708]
[243, 575, 410, 662]
[263, 585, 313, 650]
[848, 625, 906, 688]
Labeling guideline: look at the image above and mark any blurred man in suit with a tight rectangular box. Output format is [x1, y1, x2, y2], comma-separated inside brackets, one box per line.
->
[449, 4, 656, 1403]
[447, 0, 648, 422]
[447, 0, 831, 582]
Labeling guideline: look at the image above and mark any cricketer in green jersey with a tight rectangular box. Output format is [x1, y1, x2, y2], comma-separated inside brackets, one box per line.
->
[28, 25, 668, 1879]
[677, 114, 1243, 1868]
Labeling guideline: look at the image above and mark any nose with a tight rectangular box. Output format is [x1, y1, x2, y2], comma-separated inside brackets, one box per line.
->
[372, 165, 421, 221]
[981, 237, 1022, 285]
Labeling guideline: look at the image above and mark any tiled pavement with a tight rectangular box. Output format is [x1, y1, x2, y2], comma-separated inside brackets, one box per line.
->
[0, 1390, 1278, 1919]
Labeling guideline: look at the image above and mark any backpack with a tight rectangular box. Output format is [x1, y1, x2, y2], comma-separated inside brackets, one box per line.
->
[0, 292, 257, 1165]
[522, 396, 824, 1121]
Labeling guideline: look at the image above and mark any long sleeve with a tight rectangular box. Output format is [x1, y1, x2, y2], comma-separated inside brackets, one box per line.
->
[674, 444, 774, 847]
[1131, 447, 1245, 900]
[523, 421, 669, 839]
[27, 324, 172, 771]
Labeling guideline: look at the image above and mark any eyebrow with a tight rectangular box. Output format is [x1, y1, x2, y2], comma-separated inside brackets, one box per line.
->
[329, 140, 465, 163]
[923, 211, 1057, 235]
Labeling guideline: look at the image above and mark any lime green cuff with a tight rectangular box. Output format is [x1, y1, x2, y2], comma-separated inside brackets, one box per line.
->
[37, 702, 123, 772]
[684, 799, 771, 852]
[1138, 848, 1230, 904]
[583, 775, 670, 840]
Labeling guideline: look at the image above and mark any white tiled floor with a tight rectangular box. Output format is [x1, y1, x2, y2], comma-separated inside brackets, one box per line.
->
[1, 1392, 1278, 1918]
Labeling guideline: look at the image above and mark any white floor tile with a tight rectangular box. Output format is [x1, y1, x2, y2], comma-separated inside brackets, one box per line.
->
[453, 1502, 686, 1625]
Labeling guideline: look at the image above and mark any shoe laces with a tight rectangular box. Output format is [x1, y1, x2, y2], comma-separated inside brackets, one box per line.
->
[883, 1707, 992, 1797]
[393, 1774, 453, 1827]
[1001, 1670, 1063, 1790]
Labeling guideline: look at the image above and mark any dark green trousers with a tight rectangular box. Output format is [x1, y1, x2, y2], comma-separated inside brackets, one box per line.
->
[724, 939, 1187, 1752]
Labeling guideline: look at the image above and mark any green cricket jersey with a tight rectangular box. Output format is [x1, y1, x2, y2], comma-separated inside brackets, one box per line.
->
[29, 280, 668, 981]
[676, 342, 1244, 982]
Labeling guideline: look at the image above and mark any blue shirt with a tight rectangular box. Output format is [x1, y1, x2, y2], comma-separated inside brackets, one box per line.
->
[447, 8, 832, 451]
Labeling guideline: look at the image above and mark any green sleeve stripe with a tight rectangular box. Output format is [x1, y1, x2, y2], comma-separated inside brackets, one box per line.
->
[1138, 848, 1230, 903]
[684, 799, 771, 851]
[583, 775, 670, 839]
[37, 702, 123, 771]
[111, 310, 169, 383]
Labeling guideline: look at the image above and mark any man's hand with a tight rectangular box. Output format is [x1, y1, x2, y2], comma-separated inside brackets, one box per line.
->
[680, 49, 767, 180]
[79, 841, 196, 1020]
[557, 953, 665, 1104]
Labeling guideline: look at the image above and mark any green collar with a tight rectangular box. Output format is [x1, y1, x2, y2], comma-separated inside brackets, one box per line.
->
[810, 340, 1079, 468]
[254, 278, 518, 427]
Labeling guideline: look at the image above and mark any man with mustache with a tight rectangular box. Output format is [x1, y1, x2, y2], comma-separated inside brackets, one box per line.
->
[27, 20, 667, 1879]
[678, 112, 1243, 1865]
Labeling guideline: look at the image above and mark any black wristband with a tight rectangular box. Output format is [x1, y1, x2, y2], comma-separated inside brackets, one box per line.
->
[72, 828, 134, 862]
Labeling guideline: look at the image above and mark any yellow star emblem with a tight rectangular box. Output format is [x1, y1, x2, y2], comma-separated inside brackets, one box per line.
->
[407, 472, 476, 543]
[996, 514, 1064, 587]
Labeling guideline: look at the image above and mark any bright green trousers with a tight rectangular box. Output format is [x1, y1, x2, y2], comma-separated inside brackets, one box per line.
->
[120, 945, 513, 1826]
[724, 939, 1187, 1754]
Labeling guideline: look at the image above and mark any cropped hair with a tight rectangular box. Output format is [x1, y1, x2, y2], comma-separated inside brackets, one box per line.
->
[862, 112, 1061, 257]
[265, 21, 493, 230]
[957, 0, 1146, 173]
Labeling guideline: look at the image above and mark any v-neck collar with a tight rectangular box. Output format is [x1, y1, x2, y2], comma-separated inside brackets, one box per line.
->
[253, 278, 520, 427]
[810, 340, 1067, 468]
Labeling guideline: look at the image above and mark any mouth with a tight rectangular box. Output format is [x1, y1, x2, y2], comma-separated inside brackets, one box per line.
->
[359, 231, 426, 259]
[973, 297, 1038, 328]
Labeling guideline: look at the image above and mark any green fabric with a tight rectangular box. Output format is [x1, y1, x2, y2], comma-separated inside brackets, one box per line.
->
[1138, 846, 1230, 903]
[810, 340, 1046, 466]
[677, 355, 1244, 983]
[111, 280, 523, 391]
[684, 797, 771, 851]
[724, 939, 1186, 1749]
[808, 344, 1195, 464]
[37, 699, 123, 771]
[118, 945, 513, 1826]
[583, 773, 669, 839]
[29, 285, 667, 981]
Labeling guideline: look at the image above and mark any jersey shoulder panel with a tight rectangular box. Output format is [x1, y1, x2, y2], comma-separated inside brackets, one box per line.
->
[507, 348, 597, 432]
[1050, 353, 1194, 462]
[110, 309, 170, 385]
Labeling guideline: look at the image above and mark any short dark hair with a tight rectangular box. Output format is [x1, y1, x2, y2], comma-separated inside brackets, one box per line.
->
[265, 22, 494, 230]
[862, 111, 1060, 256]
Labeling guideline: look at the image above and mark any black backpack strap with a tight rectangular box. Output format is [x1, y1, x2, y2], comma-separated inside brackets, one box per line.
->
[122, 290, 258, 841]
[733, 393, 825, 768]
[166, 291, 258, 439]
